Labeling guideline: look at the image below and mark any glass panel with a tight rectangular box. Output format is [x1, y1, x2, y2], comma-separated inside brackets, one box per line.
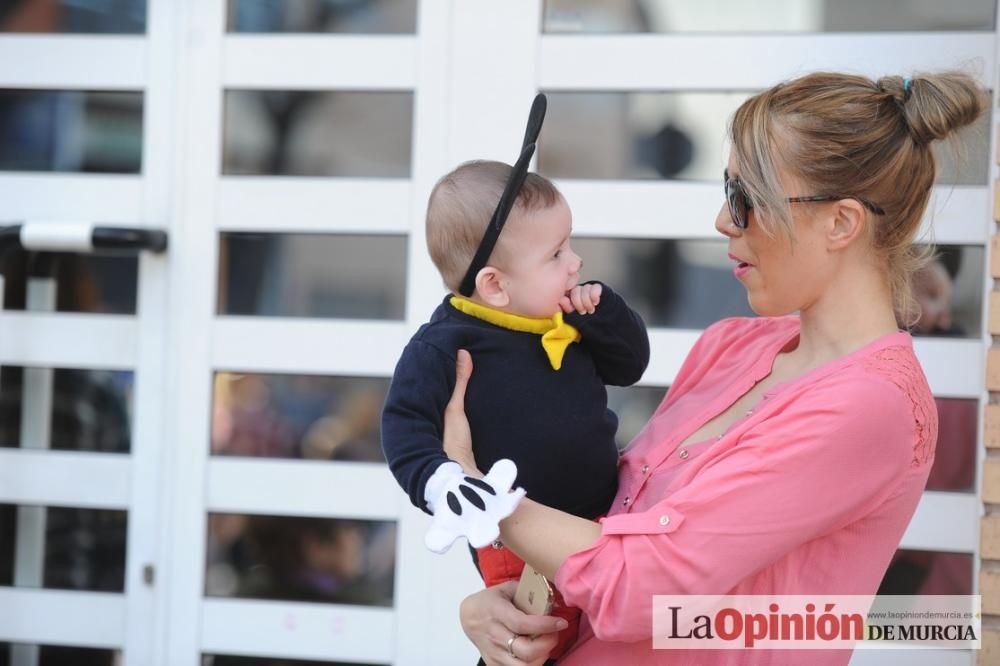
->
[223, 91, 412, 177]
[0, 0, 145, 33]
[206, 514, 395, 607]
[0, 644, 119, 666]
[0, 504, 127, 592]
[572, 238, 983, 335]
[540, 91, 748, 181]
[574, 237, 755, 329]
[212, 372, 387, 462]
[543, 0, 995, 33]
[926, 398, 976, 493]
[1, 253, 138, 314]
[878, 549, 972, 595]
[908, 245, 983, 338]
[607, 384, 666, 449]
[227, 0, 416, 34]
[0, 90, 143, 173]
[540, 91, 990, 184]
[0, 366, 133, 452]
[218, 233, 407, 320]
[204, 656, 383, 666]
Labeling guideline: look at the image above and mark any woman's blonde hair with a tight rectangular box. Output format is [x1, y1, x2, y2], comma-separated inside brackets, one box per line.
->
[729, 71, 986, 326]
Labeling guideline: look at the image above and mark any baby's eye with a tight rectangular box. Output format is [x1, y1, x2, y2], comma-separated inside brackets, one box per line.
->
[553, 250, 562, 259]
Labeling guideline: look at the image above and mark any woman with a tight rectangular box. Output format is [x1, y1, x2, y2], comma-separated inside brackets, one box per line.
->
[442, 70, 986, 665]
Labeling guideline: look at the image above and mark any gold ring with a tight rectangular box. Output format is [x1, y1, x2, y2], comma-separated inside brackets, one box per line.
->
[506, 634, 519, 659]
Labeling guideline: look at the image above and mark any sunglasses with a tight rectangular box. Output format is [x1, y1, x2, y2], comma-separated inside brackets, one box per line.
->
[723, 170, 886, 230]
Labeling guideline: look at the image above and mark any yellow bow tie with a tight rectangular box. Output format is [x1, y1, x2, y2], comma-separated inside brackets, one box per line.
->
[449, 296, 582, 370]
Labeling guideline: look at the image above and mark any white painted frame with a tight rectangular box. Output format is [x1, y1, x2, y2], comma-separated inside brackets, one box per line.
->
[538, 33, 996, 90]
[158, 1, 480, 664]
[0, 0, 175, 663]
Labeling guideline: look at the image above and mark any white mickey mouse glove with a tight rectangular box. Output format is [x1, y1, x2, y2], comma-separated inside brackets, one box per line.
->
[423, 459, 526, 554]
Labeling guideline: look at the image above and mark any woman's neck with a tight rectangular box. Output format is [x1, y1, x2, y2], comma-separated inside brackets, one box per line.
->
[791, 268, 900, 368]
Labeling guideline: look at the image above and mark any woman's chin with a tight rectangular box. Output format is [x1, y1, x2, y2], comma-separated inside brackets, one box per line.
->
[746, 293, 794, 318]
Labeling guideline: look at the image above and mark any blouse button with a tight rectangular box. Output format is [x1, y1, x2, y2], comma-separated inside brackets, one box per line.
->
[641, 464, 650, 474]
[659, 515, 670, 526]
[622, 496, 631, 506]
[679, 449, 689, 459]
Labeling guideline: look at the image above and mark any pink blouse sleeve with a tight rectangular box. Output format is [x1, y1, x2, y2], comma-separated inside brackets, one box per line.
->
[553, 373, 917, 643]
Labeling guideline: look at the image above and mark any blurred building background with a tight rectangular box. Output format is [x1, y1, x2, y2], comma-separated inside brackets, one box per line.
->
[0, 1, 994, 664]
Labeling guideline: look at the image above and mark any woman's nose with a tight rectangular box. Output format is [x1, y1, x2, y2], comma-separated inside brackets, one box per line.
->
[715, 203, 740, 238]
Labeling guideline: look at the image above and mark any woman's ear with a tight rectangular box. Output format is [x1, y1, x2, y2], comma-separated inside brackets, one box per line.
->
[474, 267, 510, 307]
[827, 198, 867, 252]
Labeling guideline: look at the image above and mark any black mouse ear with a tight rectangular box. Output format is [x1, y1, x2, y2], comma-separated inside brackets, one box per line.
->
[457, 94, 548, 297]
[491, 142, 536, 232]
[521, 93, 547, 151]
[457, 141, 536, 297]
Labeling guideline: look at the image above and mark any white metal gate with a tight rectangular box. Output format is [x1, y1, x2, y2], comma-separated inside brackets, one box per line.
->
[0, 1, 993, 665]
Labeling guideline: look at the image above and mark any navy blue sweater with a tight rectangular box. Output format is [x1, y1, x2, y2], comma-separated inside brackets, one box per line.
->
[380, 282, 650, 521]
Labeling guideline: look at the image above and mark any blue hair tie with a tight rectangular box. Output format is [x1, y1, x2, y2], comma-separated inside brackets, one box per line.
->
[903, 78, 913, 93]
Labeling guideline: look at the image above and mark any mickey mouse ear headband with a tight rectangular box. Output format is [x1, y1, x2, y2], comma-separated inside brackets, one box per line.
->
[457, 93, 548, 297]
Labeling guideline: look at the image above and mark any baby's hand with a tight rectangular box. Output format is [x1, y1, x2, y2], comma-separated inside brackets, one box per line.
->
[560, 283, 602, 315]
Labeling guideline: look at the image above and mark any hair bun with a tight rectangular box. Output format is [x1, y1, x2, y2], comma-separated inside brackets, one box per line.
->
[881, 72, 986, 145]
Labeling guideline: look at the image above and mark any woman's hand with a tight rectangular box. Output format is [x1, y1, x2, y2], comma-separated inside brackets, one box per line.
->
[460, 581, 566, 666]
[443, 349, 480, 475]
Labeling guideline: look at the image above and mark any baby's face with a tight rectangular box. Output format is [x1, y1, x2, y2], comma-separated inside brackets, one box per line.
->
[498, 197, 582, 317]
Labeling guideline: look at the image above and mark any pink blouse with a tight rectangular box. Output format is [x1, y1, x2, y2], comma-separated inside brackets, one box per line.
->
[553, 316, 938, 665]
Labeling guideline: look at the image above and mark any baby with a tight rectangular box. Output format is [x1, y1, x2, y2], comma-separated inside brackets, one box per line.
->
[381, 158, 650, 660]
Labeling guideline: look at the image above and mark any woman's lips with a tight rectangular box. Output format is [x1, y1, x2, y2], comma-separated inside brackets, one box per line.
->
[728, 253, 753, 278]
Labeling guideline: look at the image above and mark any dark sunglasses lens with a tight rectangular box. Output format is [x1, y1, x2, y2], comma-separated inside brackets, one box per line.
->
[725, 180, 747, 229]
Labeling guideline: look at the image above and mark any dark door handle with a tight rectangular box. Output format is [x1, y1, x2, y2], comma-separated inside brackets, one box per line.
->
[0, 223, 167, 255]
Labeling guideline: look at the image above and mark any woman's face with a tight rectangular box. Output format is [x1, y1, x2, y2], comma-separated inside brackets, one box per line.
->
[715, 149, 836, 317]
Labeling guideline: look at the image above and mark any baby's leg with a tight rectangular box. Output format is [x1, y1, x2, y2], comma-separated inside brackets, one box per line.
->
[474, 542, 526, 587]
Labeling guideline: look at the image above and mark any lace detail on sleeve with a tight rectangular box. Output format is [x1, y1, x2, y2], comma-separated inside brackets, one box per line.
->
[861, 346, 938, 467]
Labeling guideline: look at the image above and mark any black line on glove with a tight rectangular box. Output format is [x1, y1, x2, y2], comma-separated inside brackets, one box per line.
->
[459, 484, 487, 511]
[447, 491, 463, 516]
[465, 477, 496, 495]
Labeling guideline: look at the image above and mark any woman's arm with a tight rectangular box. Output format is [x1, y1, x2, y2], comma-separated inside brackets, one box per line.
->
[443, 350, 602, 579]
[497, 497, 601, 580]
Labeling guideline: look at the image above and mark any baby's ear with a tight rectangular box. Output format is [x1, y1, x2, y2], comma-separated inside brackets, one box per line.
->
[474, 267, 510, 307]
